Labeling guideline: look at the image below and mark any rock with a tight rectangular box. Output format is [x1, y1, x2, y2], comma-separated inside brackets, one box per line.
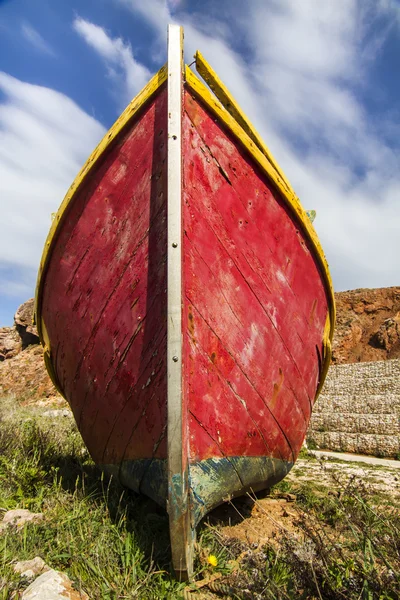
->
[0, 509, 44, 531]
[0, 344, 63, 403]
[14, 299, 39, 349]
[276, 493, 296, 502]
[332, 287, 400, 364]
[21, 569, 89, 599]
[0, 298, 39, 362]
[14, 556, 49, 579]
[370, 314, 400, 352]
[42, 409, 72, 418]
[0, 327, 21, 361]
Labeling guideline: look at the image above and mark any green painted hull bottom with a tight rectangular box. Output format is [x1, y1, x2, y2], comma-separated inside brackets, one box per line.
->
[100, 455, 292, 525]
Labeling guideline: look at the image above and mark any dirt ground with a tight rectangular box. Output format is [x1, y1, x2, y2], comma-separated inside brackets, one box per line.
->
[211, 456, 400, 548]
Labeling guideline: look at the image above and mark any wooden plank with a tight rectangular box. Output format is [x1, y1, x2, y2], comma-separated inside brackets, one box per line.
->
[183, 233, 307, 460]
[35, 64, 168, 340]
[183, 99, 325, 399]
[166, 24, 193, 581]
[184, 302, 293, 462]
[183, 93, 328, 334]
[41, 87, 168, 467]
[184, 66, 335, 350]
[182, 90, 330, 473]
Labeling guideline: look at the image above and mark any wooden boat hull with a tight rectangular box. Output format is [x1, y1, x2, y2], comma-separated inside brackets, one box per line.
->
[35, 26, 335, 578]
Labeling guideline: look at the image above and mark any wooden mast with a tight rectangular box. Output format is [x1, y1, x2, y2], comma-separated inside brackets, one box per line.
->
[166, 24, 193, 579]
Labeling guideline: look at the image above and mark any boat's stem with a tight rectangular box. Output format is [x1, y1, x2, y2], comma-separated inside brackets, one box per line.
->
[166, 24, 193, 580]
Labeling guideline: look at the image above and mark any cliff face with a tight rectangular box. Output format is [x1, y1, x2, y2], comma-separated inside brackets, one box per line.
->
[332, 287, 400, 365]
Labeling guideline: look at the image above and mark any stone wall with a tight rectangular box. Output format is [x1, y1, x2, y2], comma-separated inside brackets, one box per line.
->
[307, 359, 400, 457]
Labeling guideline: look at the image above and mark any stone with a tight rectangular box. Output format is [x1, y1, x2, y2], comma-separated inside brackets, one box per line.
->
[0, 327, 21, 361]
[371, 314, 400, 352]
[42, 409, 72, 418]
[0, 509, 44, 531]
[21, 569, 89, 599]
[14, 299, 39, 349]
[14, 556, 49, 579]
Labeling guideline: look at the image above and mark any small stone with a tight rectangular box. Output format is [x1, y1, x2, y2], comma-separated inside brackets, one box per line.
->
[42, 409, 72, 418]
[283, 493, 297, 502]
[21, 569, 89, 599]
[14, 556, 49, 579]
[0, 509, 44, 531]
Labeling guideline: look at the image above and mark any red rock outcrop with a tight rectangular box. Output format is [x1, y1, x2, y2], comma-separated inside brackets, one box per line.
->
[0, 326, 21, 360]
[0, 299, 39, 361]
[0, 344, 61, 402]
[14, 298, 39, 348]
[0, 299, 61, 403]
[332, 287, 400, 364]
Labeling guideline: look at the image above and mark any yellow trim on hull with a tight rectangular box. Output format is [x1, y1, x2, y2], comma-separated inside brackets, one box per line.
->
[195, 51, 294, 196]
[34, 64, 168, 347]
[184, 65, 335, 352]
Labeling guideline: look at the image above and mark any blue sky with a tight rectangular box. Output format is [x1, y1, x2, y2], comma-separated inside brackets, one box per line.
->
[0, 0, 399, 325]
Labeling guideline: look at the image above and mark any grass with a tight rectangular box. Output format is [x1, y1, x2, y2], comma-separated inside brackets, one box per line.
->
[0, 395, 399, 599]
[0, 397, 186, 599]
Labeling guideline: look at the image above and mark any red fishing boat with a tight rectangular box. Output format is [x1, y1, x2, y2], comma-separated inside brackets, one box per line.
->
[35, 25, 335, 578]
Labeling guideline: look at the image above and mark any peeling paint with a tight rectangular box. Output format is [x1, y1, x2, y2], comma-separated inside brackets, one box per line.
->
[189, 456, 292, 525]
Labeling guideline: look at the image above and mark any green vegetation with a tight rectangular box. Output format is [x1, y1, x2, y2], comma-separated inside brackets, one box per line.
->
[0, 398, 186, 599]
[0, 395, 399, 599]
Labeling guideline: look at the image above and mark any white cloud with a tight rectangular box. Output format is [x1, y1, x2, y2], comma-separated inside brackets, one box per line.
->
[250, 0, 358, 80]
[119, 0, 400, 292]
[73, 16, 151, 108]
[0, 73, 106, 299]
[21, 22, 56, 56]
[0, 272, 33, 299]
[118, 0, 169, 36]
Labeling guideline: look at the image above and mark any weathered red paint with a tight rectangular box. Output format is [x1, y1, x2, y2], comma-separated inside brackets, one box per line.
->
[41, 86, 168, 466]
[38, 76, 330, 542]
[182, 90, 329, 465]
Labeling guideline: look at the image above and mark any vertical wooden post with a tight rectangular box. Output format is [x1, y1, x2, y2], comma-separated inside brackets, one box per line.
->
[167, 24, 193, 579]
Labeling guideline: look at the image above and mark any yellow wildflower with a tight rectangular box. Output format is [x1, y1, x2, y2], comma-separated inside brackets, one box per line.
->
[207, 554, 218, 567]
